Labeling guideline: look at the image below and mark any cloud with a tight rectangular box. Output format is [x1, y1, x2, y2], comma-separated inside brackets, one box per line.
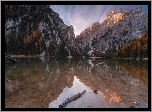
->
[50, 5, 147, 37]
[66, 5, 121, 37]
[67, 5, 106, 36]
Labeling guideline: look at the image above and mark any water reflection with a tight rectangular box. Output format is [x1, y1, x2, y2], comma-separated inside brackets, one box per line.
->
[101, 90, 121, 103]
[5, 58, 148, 108]
[49, 76, 92, 108]
[116, 60, 148, 86]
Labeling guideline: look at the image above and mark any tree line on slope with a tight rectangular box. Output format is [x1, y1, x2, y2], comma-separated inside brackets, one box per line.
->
[115, 32, 148, 58]
[5, 5, 82, 58]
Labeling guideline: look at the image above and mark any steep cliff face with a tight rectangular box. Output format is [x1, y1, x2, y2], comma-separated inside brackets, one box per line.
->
[5, 6, 148, 58]
[75, 7, 148, 57]
[5, 5, 81, 58]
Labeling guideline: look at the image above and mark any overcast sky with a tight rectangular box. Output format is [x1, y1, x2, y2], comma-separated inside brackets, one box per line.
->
[50, 5, 148, 37]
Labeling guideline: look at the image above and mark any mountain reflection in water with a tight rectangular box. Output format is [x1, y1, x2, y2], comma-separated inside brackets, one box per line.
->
[5, 58, 148, 108]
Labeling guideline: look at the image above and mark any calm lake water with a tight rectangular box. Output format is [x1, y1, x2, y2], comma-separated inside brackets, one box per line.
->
[5, 57, 148, 108]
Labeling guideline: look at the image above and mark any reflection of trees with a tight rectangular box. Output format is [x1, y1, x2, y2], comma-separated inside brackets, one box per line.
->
[5, 58, 148, 108]
[5, 77, 19, 98]
[116, 60, 148, 86]
[72, 59, 148, 107]
[5, 58, 81, 108]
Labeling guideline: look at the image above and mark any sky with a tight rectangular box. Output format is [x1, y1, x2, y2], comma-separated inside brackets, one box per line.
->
[50, 5, 148, 37]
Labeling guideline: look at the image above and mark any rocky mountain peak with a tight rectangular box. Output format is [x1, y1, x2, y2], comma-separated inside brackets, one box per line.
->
[75, 6, 148, 57]
[5, 5, 148, 59]
[102, 8, 124, 24]
[5, 5, 82, 58]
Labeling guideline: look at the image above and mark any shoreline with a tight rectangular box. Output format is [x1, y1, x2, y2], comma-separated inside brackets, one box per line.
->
[6, 55, 148, 61]
[115, 58, 148, 61]
[8, 55, 38, 58]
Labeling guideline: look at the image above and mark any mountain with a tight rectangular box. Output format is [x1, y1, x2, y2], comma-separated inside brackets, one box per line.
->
[5, 6, 148, 59]
[115, 32, 148, 58]
[75, 6, 148, 57]
[5, 5, 82, 58]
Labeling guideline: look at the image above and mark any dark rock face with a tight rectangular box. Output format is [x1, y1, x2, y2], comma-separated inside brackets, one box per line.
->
[75, 7, 148, 57]
[5, 5, 81, 58]
[5, 6, 148, 58]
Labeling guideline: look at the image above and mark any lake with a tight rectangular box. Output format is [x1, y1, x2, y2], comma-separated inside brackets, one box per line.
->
[5, 57, 148, 108]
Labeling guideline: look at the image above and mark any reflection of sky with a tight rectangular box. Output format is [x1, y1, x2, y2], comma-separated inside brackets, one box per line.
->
[49, 76, 92, 108]
[50, 5, 148, 36]
[49, 76, 124, 108]
[5, 58, 148, 108]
